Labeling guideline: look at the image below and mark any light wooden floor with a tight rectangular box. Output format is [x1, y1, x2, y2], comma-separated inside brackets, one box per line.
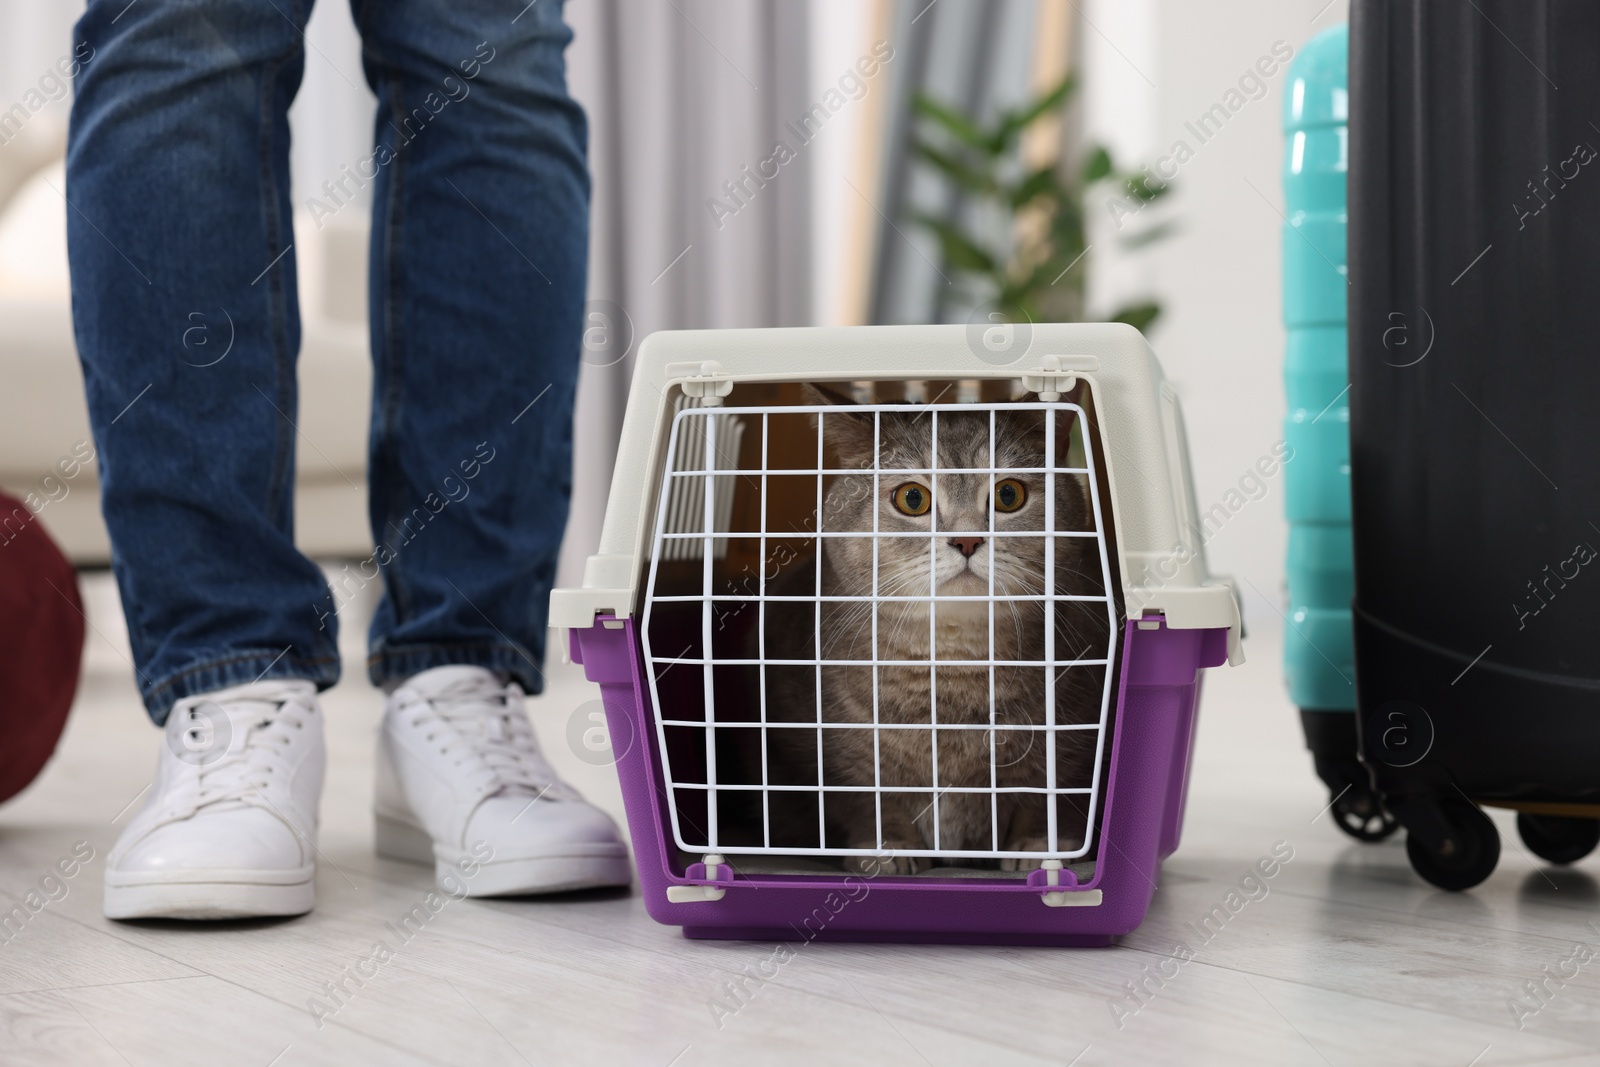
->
[3, 572, 1599, 1067]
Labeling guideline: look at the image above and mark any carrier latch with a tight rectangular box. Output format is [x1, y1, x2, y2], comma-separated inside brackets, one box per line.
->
[1021, 354, 1098, 402]
[666, 360, 735, 406]
[1030, 859, 1104, 908]
[665, 853, 730, 903]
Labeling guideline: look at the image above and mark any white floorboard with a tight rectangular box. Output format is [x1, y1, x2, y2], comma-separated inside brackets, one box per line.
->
[3, 571, 1600, 1066]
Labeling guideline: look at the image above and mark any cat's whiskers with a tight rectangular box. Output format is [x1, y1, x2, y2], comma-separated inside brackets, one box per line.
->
[998, 596, 1036, 692]
[879, 593, 923, 655]
[821, 557, 928, 656]
[824, 569, 921, 659]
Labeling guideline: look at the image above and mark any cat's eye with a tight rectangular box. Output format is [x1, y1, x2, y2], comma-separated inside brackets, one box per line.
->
[993, 479, 1027, 512]
[891, 482, 932, 516]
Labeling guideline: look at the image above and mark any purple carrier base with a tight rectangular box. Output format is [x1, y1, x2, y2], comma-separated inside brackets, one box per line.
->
[571, 617, 1228, 947]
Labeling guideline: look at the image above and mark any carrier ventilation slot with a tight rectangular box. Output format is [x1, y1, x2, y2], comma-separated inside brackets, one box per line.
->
[658, 395, 744, 561]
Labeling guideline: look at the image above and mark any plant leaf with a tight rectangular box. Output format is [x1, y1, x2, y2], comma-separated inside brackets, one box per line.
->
[910, 213, 998, 273]
[992, 285, 1039, 320]
[1019, 255, 1080, 296]
[1120, 172, 1173, 202]
[997, 74, 1077, 141]
[912, 93, 994, 152]
[1081, 146, 1113, 184]
[1108, 301, 1161, 333]
[912, 141, 996, 195]
[1047, 204, 1086, 245]
[1008, 164, 1062, 209]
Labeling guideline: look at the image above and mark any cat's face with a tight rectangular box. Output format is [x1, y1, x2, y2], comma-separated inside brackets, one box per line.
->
[811, 391, 1088, 607]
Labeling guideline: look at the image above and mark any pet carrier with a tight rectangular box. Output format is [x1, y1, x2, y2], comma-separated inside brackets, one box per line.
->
[1349, 0, 1600, 890]
[1281, 24, 1397, 843]
[552, 324, 1239, 944]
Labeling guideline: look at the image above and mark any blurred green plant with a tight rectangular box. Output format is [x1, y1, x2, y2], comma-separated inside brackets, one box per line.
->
[910, 73, 1173, 331]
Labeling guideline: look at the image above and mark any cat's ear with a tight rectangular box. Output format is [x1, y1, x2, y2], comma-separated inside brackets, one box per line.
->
[803, 382, 857, 407]
[802, 383, 876, 467]
[1008, 393, 1079, 463]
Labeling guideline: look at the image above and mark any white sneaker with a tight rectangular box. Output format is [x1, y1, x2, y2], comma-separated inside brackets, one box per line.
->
[375, 666, 631, 895]
[104, 680, 324, 920]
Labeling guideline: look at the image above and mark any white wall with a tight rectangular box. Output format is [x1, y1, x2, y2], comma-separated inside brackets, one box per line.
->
[1128, 0, 1348, 635]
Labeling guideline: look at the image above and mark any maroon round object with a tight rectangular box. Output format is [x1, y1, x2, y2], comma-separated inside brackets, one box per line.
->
[0, 493, 84, 804]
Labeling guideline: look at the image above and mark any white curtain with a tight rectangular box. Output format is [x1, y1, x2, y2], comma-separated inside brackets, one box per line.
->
[559, 0, 815, 587]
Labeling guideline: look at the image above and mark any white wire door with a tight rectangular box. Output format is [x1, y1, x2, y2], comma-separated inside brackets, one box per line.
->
[639, 399, 1120, 865]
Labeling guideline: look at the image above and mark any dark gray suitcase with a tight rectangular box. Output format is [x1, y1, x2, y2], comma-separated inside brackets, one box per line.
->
[1349, 0, 1600, 889]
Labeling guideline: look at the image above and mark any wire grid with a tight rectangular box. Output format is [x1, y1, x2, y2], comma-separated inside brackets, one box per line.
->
[639, 401, 1120, 862]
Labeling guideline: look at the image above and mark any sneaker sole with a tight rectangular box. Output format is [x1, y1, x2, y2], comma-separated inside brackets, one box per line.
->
[104, 867, 316, 920]
[375, 813, 632, 896]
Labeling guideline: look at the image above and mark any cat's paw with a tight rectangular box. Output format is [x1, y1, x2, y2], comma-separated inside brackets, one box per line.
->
[999, 833, 1084, 871]
[999, 835, 1052, 871]
[848, 845, 927, 877]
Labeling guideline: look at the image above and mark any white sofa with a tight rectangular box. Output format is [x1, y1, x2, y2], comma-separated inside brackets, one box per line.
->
[0, 120, 375, 564]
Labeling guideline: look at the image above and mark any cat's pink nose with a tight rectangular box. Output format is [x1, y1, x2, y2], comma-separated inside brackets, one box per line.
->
[948, 536, 984, 558]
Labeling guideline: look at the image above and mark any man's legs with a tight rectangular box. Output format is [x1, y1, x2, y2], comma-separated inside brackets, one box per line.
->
[70, 0, 334, 920]
[69, 0, 339, 722]
[350, 0, 587, 688]
[352, 0, 629, 894]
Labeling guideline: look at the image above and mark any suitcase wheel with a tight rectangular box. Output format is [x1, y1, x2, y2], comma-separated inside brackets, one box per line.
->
[1331, 781, 1399, 843]
[1301, 711, 1399, 844]
[1516, 813, 1600, 866]
[1405, 800, 1499, 891]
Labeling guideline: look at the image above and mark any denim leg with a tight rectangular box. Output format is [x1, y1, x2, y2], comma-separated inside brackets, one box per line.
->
[68, 0, 340, 723]
[349, 0, 588, 693]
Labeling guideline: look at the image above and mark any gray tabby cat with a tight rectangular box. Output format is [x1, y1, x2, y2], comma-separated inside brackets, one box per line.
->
[765, 385, 1111, 874]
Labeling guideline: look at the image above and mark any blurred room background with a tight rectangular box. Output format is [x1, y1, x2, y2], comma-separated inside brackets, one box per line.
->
[0, 0, 1349, 648]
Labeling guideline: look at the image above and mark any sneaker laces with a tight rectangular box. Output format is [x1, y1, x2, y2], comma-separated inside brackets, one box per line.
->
[397, 673, 578, 803]
[159, 682, 318, 823]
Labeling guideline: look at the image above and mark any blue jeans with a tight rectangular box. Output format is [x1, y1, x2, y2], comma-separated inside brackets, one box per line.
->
[67, 0, 587, 723]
